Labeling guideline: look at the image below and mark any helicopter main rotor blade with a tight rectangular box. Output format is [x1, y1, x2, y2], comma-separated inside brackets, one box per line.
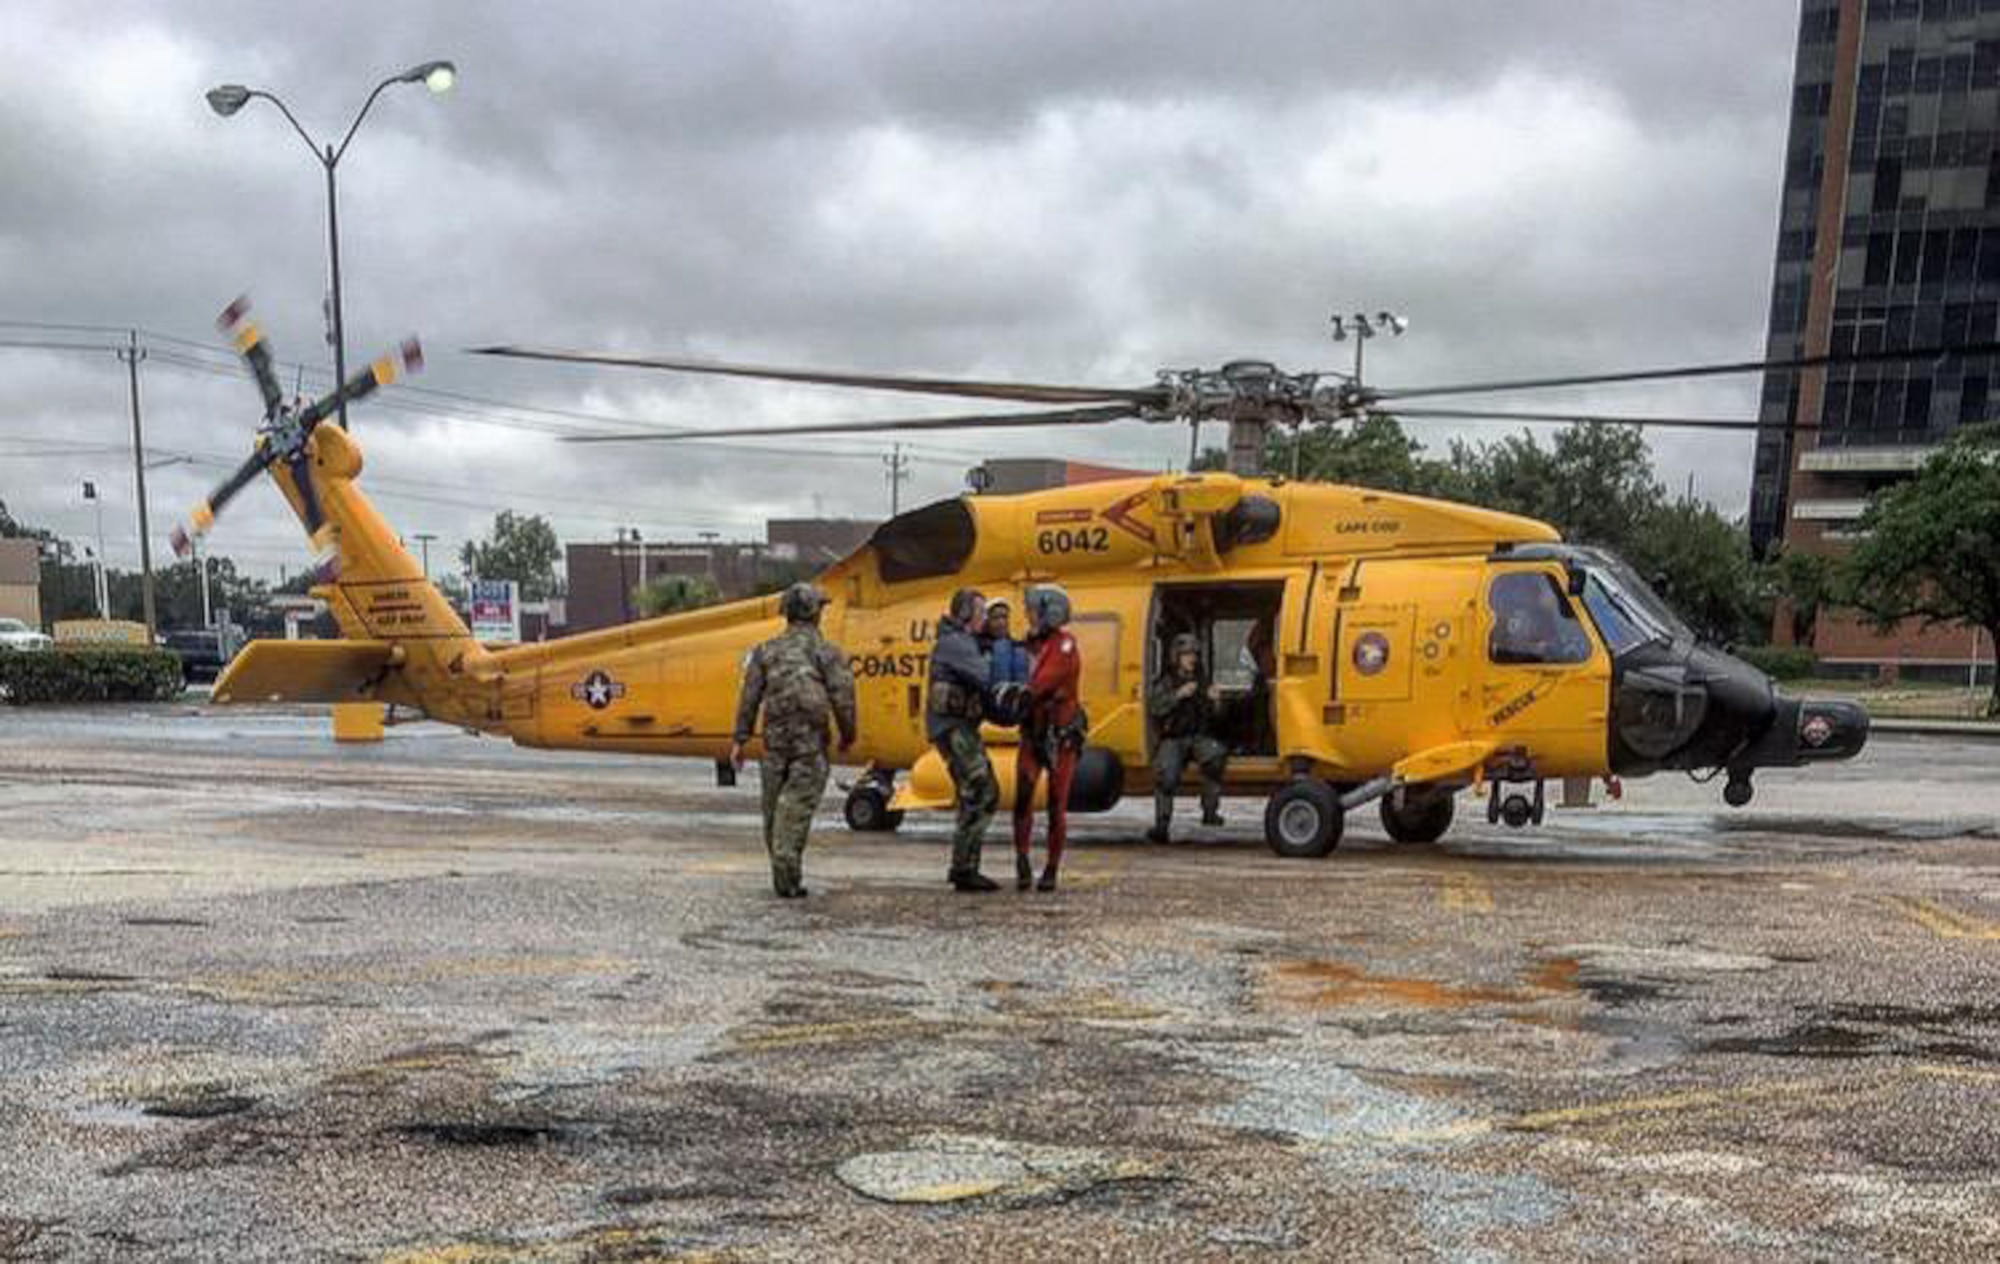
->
[472, 344, 1164, 406]
[560, 402, 1143, 444]
[1390, 406, 1787, 433]
[1374, 340, 2000, 402]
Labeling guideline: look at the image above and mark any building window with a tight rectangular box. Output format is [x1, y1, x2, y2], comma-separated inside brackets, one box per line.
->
[1962, 375, 1990, 424]
[1866, 231, 1896, 284]
[1953, 228, 1982, 282]
[1924, 228, 1953, 284]
[1905, 376, 1934, 428]
[1874, 157, 1905, 210]
[1897, 229, 1925, 284]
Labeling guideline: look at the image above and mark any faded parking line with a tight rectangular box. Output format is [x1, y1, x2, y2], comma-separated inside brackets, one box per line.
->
[1884, 895, 2000, 941]
[1440, 871, 1495, 914]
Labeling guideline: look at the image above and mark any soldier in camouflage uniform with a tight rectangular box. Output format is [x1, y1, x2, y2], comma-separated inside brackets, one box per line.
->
[1147, 632, 1228, 844]
[927, 587, 1001, 892]
[732, 583, 857, 898]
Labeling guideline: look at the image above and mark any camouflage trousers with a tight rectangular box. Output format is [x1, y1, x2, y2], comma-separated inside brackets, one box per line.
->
[1153, 735, 1228, 829]
[761, 746, 830, 895]
[935, 725, 997, 877]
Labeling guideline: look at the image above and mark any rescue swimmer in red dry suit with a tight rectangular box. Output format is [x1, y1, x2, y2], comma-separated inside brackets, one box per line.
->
[1010, 584, 1086, 892]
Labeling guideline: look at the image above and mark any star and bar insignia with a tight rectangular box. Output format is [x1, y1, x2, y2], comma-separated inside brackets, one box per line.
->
[570, 669, 626, 710]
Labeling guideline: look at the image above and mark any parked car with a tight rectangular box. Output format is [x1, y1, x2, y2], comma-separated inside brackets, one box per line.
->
[162, 628, 237, 682]
[0, 617, 53, 652]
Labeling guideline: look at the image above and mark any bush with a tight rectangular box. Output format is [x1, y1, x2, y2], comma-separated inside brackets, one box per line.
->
[1734, 644, 1819, 681]
[0, 646, 185, 704]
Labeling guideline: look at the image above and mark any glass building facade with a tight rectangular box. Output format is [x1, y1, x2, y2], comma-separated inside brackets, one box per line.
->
[1751, 0, 2000, 556]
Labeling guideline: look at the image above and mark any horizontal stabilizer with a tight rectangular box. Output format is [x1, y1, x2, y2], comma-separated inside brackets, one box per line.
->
[212, 640, 397, 704]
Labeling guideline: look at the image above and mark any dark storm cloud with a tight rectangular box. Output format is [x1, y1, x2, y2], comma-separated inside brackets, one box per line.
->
[0, 1, 1799, 577]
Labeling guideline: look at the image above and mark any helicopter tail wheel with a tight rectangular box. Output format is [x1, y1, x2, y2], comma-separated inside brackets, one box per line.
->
[1264, 779, 1343, 858]
[1380, 788, 1456, 845]
[843, 780, 905, 833]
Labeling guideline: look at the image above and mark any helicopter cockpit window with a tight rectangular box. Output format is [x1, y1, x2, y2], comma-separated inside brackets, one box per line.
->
[871, 499, 977, 584]
[1488, 571, 1594, 666]
[1578, 568, 1671, 657]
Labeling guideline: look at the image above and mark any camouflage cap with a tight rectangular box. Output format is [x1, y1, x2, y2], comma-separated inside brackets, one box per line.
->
[780, 582, 827, 624]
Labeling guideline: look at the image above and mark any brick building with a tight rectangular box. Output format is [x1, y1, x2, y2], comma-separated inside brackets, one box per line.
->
[0, 539, 42, 628]
[1753, 0, 2000, 671]
[563, 518, 879, 634]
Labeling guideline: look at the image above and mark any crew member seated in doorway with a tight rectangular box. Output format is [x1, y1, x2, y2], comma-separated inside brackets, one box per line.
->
[1147, 633, 1228, 844]
[1011, 585, 1083, 892]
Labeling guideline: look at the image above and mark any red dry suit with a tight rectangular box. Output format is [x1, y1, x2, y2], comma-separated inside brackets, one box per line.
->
[1012, 628, 1082, 872]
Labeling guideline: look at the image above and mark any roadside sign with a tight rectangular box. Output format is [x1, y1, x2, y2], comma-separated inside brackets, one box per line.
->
[469, 579, 521, 645]
[53, 619, 150, 647]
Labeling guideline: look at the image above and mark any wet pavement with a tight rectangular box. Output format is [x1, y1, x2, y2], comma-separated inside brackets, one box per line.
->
[1, 703, 1998, 1260]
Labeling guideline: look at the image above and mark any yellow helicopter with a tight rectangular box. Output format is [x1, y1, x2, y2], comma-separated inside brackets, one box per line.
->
[183, 301, 1901, 857]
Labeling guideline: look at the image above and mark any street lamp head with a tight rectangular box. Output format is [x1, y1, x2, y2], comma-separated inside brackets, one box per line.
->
[205, 84, 251, 117]
[398, 60, 456, 93]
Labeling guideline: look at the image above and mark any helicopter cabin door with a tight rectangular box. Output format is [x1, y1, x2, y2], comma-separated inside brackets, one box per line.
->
[1464, 562, 1613, 778]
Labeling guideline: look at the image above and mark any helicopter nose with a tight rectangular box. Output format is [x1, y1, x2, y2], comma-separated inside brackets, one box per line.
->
[1733, 694, 1870, 769]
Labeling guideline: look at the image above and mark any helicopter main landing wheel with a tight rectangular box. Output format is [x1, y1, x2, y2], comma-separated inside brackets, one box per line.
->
[1380, 788, 1456, 845]
[843, 781, 905, 833]
[1264, 779, 1343, 859]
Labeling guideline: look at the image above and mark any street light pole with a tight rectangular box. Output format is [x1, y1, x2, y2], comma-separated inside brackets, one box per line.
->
[205, 61, 456, 432]
[324, 146, 349, 429]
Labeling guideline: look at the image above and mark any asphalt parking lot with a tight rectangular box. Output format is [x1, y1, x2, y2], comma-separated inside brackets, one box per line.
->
[2, 704, 1998, 1260]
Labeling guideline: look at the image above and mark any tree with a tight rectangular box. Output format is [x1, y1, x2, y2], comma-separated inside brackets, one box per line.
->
[460, 511, 562, 601]
[1269, 414, 1456, 494]
[1766, 546, 1836, 647]
[1842, 424, 2000, 715]
[1448, 423, 1665, 555]
[635, 574, 719, 616]
[1628, 497, 1764, 646]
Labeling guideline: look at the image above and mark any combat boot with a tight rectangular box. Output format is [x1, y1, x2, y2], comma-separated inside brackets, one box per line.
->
[950, 870, 1000, 892]
[1146, 823, 1171, 845]
[1016, 854, 1034, 890]
[1036, 865, 1059, 892]
[1200, 809, 1226, 828]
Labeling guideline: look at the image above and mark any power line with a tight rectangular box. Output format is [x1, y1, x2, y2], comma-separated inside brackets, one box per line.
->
[1, 319, 982, 462]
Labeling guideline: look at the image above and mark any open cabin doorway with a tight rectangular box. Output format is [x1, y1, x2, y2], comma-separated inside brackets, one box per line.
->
[1148, 580, 1285, 760]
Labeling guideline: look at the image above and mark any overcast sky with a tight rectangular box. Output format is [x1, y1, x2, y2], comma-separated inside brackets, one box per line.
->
[0, 1, 1800, 581]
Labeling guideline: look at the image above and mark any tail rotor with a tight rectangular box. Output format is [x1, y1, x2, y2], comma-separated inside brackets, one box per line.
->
[171, 296, 421, 558]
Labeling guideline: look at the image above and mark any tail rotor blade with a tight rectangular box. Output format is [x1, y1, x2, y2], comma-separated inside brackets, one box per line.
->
[215, 296, 284, 417]
[173, 444, 272, 556]
[299, 336, 423, 426]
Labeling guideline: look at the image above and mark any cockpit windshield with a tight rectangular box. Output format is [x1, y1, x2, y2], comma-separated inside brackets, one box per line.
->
[1572, 548, 1689, 655]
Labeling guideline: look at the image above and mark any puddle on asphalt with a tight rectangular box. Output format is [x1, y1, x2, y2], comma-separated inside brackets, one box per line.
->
[1704, 1001, 2000, 1063]
[1267, 960, 1536, 1009]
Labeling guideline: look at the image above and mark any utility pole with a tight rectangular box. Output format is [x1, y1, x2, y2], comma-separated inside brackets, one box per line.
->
[117, 331, 158, 640]
[412, 532, 437, 578]
[616, 527, 632, 624]
[883, 443, 911, 516]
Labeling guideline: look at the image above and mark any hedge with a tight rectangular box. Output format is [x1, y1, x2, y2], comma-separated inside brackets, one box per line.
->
[1733, 644, 1819, 682]
[0, 647, 186, 704]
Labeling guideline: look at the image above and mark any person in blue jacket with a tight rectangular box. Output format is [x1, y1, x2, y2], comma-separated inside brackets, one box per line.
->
[981, 599, 1031, 686]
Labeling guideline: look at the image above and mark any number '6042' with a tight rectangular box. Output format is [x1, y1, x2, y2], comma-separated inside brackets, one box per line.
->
[1037, 526, 1110, 554]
